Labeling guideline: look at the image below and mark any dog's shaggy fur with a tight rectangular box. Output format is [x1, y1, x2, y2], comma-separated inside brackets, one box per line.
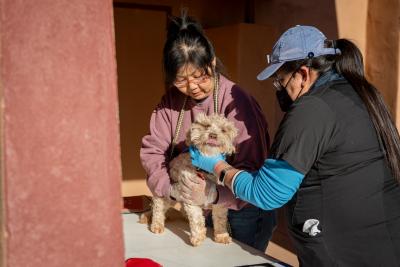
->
[149, 113, 238, 246]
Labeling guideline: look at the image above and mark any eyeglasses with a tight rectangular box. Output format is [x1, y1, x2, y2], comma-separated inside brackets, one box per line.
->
[173, 74, 211, 88]
[272, 77, 285, 91]
[272, 71, 297, 91]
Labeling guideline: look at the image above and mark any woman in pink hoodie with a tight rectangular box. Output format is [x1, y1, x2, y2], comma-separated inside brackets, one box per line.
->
[140, 13, 276, 252]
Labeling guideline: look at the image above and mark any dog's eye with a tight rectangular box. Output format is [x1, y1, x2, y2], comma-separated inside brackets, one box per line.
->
[202, 123, 210, 128]
[221, 128, 226, 133]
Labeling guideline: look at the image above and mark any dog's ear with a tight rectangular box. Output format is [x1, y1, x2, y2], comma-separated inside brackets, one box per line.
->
[224, 119, 238, 155]
[231, 144, 236, 154]
[225, 143, 236, 155]
[229, 125, 239, 141]
[225, 120, 238, 141]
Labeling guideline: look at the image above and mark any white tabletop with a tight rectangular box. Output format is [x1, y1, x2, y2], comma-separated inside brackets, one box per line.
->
[123, 212, 289, 267]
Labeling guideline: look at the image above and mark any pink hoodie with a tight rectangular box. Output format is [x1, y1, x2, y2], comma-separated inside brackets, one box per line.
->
[140, 75, 270, 210]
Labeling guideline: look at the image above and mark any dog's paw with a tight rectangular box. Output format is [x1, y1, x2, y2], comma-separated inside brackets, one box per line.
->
[138, 212, 151, 224]
[150, 222, 165, 234]
[214, 233, 232, 244]
[190, 233, 206, 246]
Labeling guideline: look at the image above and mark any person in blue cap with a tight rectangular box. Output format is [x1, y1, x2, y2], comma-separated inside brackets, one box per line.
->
[179, 25, 400, 266]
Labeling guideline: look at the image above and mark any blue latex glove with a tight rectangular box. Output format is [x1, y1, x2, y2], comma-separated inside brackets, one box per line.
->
[189, 146, 225, 173]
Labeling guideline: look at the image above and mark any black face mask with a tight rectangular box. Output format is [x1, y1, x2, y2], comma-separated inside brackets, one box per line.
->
[276, 89, 293, 112]
[274, 72, 296, 112]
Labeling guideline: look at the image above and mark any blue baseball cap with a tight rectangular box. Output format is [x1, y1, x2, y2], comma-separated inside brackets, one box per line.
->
[257, 25, 340, 80]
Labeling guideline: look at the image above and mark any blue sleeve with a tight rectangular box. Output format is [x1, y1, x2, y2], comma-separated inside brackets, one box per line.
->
[233, 159, 304, 210]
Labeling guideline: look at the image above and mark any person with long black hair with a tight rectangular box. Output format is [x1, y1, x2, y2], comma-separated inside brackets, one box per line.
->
[185, 25, 400, 266]
[140, 13, 276, 252]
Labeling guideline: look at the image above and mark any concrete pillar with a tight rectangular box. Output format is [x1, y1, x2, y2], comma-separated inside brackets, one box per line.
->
[0, 1, 124, 266]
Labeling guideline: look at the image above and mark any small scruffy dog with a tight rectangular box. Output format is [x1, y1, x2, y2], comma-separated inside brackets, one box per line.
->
[150, 113, 238, 246]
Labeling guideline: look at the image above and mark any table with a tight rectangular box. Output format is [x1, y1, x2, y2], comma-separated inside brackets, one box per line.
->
[123, 211, 290, 267]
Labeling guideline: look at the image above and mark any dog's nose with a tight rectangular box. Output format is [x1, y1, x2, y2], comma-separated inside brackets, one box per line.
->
[209, 133, 217, 139]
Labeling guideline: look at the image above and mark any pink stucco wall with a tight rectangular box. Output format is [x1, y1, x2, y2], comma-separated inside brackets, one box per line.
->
[0, 1, 124, 266]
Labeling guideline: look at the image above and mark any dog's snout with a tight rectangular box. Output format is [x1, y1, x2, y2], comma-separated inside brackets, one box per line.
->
[209, 133, 217, 139]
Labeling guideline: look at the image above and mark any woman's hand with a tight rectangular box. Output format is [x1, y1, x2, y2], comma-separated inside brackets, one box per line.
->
[180, 173, 218, 206]
[169, 183, 185, 202]
[189, 146, 226, 174]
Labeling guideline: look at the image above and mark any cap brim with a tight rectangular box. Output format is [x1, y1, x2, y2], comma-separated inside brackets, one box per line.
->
[256, 62, 284, 81]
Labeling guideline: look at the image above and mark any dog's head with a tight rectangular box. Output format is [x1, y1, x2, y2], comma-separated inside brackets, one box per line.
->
[186, 113, 238, 156]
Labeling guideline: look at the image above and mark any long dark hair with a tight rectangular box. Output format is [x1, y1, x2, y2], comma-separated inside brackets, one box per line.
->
[281, 39, 400, 184]
[163, 11, 224, 87]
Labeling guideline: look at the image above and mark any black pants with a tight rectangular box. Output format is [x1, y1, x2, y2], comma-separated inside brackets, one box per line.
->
[206, 205, 277, 252]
